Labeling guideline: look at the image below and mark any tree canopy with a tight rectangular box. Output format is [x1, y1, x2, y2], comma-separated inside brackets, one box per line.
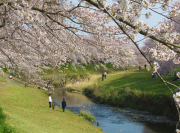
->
[1, 0, 180, 131]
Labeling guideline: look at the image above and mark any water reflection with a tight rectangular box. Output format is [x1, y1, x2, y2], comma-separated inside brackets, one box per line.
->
[53, 89, 93, 105]
[53, 89, 176, 133]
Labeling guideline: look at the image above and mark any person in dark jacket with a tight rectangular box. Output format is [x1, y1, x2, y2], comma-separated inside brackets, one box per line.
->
[102, 72, 104, 81]
[62, 98, 66, 112]
[144, 64, 147, 69]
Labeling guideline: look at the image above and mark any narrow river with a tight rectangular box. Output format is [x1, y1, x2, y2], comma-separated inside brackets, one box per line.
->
[53, 89, 176, 133]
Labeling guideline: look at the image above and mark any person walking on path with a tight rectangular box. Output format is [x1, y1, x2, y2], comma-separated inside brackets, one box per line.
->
[47, 81, 50, 88]
[102, 72, 104, 81]
[62, 98, 66, 112]
[139, 66, 141, 72]
[144, 64, 147, 69]
[49, 94, 52, 109]
[104, 72, 107, 79]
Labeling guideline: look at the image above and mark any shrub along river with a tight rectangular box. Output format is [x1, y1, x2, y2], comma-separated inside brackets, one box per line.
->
[52, 89, 176, 133]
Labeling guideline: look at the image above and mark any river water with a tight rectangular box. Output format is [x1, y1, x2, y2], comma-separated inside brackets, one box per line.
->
[53, 89, 176, 133]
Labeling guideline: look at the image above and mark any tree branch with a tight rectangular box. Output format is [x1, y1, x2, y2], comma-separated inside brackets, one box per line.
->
[85, 0, 180, 50]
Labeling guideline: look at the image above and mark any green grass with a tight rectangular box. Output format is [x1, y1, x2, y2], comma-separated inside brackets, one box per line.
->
[0, 107, 15, 133]
[79, 110, 95, 122]
[0, 77, 103, 133]
[0, 77, 7, 82]
[40, 64, 121, 88]
[97, 69, 178, 95]
[41, 64, 120, 79]
[83, 69, 179, 120]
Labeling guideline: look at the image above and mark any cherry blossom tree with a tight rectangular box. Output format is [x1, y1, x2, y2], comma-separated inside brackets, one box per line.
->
[82, 0, 180, 131]
[0, 0, 137, 80]
[142, 1, 180, 76]
[0, 0, 180, 131]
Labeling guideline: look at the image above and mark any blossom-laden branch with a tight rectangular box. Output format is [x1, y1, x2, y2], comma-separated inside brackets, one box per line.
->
[85, 0, 180, 50]
[0, 1, 179, 98]
[85, 0, 180, 131]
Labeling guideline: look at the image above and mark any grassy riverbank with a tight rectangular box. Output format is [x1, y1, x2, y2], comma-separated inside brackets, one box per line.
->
[67, 69, 179, 120]
[0, 76, 103, 133]
[0, 107, 15, 133]
[79, 110, 95, 122]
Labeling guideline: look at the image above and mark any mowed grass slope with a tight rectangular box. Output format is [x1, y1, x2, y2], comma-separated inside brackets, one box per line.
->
[67, 68, 178, 95]
[0, 78, 103, 133]
[97, 69, 178, 95]
[77, 69, 178, 120]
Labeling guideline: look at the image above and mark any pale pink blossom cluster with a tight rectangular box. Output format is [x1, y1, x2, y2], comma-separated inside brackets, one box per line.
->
[174, 91, 180, 108]
[0, 0, 179, 88]
[153, 61, 160, 72]
[145, 12, 152, 19]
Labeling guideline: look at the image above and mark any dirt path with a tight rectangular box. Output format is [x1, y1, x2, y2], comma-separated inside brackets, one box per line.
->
[0, 72, 24, 86]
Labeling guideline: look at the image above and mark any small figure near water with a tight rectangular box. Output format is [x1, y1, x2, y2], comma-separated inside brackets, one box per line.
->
[171, 72, 180, 81]
[144, 64, 147, 69]
[152, 72, 156, 78]
[147, 68, 150, 72]
[47, 81, 51, 88]
[104, 72, 107, 79]
[47, 81, 51, 84]
[62, 98, 66, 112]
[139, 66, 141, 72]
[88, 76, 90, 81]
[49, 94, 52, 109]
[102, 72, 104, 81]
[9, 72, 13, 79]
[9, 75, 13, 79]
[126, 68, 128, 72]
[52, 102, 55, 110]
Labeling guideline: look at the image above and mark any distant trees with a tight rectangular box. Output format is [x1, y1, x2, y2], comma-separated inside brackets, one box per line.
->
[0, 0, 179, 76]
[0, 0, 179, 86]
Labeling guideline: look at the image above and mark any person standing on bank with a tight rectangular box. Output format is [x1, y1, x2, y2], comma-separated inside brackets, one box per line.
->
[62, 98, 66, 112]
[49, 94, 52, 109]
[144, 64, 147, 69]
[104, 72, 107, 79]
[52, 102, 55, 110]
[139, 66, 141, 72]
[102, 72, 104, 81]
